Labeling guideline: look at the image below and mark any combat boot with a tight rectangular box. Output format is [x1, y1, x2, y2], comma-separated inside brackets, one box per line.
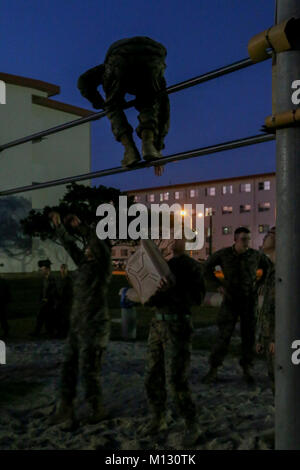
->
[202, 367, 218, 384]
[120, 134, 141, 167]
[141, 129, 162, 161]
[139, 410, 168, 436]
[182, 420, 201, 447]
[48, 399, 76, 430]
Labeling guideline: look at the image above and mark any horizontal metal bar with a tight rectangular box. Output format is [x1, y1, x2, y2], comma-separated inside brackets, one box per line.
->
[167, 57, 255, 94]
[0, 133, 275, 196]
[0, 55, 270, 153]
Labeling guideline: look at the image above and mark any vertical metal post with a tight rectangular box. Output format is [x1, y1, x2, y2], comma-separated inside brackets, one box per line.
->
[275, 0, 300, 450]
[209, 213, 213, 256]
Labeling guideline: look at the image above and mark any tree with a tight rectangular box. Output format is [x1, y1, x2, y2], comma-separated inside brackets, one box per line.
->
[0, 196, 32, 268]
[20, 182, 136, 246]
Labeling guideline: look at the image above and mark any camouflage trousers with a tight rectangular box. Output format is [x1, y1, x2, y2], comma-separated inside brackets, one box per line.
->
[262, 336, 275, 395]
[210, 296, 257, 369]
[103, 55, 170, 150]
[144, 317, 197, 422]
[59, 318, 110, 406]
[34, 303, 57, 335]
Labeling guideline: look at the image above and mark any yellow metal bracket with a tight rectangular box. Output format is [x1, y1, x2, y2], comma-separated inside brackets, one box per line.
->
[248, 17, 300, 63]
[265, 109, 300, 131]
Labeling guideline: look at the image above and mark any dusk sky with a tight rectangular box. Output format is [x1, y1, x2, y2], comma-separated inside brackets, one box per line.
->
[1, 0, 276, 192]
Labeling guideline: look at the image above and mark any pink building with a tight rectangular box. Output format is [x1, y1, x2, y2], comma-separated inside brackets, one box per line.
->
[125, 172, 276, 260]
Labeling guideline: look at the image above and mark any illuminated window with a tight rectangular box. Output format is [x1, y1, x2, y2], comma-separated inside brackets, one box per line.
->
[134, 195, 141, 202]
[258, 202, 271, 212]
[148, 194, 155, 202]
[189, 189, 196, 198]
[258, 224, 270, 233]
[222, 185, 233, 195]
[206, 187, 216, 196]
[222, 226, 232, 235]
[163, 192, 169, 201]
[160, 193, 164, 202]
[205, 208, 216, 216]
[174, 191, 180, 200]
[240, 183, 251, 192]
[222, 206, 233, 214]
[240, 204, 251, 213]
[258, 181, 271, 190]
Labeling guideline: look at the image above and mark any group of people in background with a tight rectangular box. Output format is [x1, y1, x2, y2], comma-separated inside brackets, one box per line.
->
[0, 261, 73, 340]
[32, 261, 73, 339]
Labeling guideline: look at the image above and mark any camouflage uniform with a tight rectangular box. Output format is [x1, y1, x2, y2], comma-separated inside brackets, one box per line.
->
[0, 277, 11, 338]
[34, 274, 58, 335]
[77, 36, 170, 151]
[145, 254, 205, 423]
[55, 223, 111, 410]
[204, 246, 270, 369]
[257, 259, 275, 393]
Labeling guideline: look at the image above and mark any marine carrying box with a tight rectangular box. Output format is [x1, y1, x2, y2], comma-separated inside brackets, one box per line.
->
[126, 239, 175, 304]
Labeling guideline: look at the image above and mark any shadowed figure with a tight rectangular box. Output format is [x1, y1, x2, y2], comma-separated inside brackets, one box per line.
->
[77, 36, 170, 176]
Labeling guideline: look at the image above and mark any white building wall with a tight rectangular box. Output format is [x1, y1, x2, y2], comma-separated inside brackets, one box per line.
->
[0, 82, 91, 273]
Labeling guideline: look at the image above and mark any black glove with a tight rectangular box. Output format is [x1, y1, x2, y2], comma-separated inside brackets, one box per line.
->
[91, 94, 105, 109]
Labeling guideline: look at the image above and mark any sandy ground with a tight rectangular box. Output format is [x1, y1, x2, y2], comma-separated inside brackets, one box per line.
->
[0, 331, 274, 450]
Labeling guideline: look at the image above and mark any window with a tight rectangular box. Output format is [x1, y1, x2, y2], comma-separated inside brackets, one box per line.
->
[189, 189, 196, 198]
[259, 224, 270, 233]
[258, 202, 271, 212]
[205, 207, 215, 216]
[148, 194, 155, 202]
[174, 191, 180, 200]
[134, 195, 141, 202]
[120, 249, 128, 257]
[240, 204, 251, 213]
[206, 187, 216, 196]
[258, 181, 271, 190]
[163, 192, 169, 201]
[222, 206, 233, 214]
[240, 183, 251, 192]
[222, 226, 232, 235]
[222, 185, 233, 195]
[160, 193, 164, 202]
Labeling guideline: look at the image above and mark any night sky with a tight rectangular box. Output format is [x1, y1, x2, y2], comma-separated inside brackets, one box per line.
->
[1, 0, 276, 192]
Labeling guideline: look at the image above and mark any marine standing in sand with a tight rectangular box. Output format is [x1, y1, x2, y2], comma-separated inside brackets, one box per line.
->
[139, 235, 206, 447]
[48, 212, 112, 430]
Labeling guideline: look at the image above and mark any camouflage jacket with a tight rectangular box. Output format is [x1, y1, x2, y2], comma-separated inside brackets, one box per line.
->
[204, 245, 271, 299]
[77, 36, 167, 106]
[55, 224, 112, 328]
[40, 274, 57, 308]
[147, 254, 206, 317]
[257, 260, 275, 342]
